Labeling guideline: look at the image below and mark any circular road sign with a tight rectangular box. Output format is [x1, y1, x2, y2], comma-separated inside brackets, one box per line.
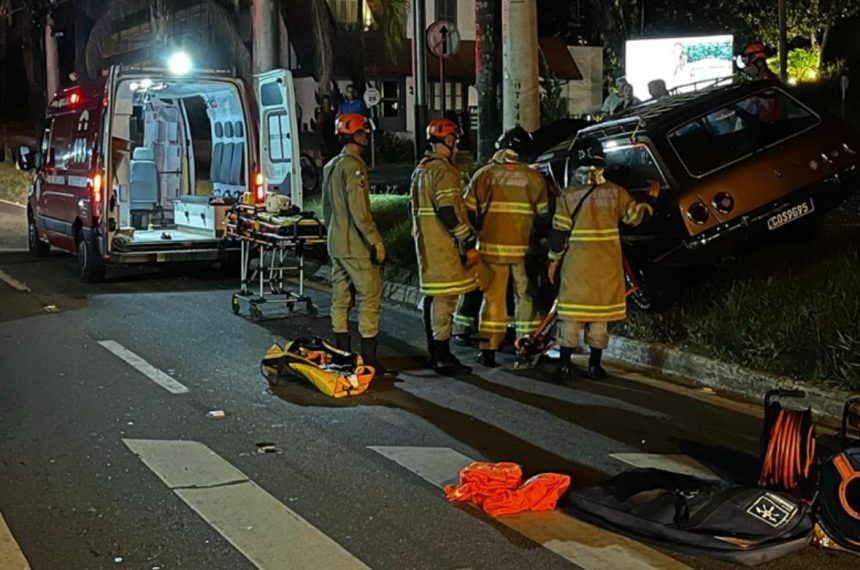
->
[427, 20, 461, 59]
[363, 87, 381, 107]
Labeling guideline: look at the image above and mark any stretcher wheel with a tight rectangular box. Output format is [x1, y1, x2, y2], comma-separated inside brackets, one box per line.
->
[231, 295, 240, 315]
[250, 304, 263, 321]
[287, 302, 295, 312]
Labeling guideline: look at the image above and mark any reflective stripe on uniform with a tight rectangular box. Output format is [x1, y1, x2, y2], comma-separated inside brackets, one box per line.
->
[536, 201, 550, 216]
[558, 302, 626, 320]
[569, 228, 620, 242]
[464, 194, 478, 210]
[485, 201, 534, 215]
[452, 223, 473, 240]
[414, 207, 436, 217]
[422, 277, 477, 296]
[553, 214, 573, 231]
[436, 187, 462, 199]
[478, 242, 530, 256]
[453, 314, 476, 327]
[478, 320, 509, 333]
[514, 320, 542, 333]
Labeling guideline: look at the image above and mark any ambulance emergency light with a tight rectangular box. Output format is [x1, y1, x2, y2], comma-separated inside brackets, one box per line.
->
[625, 35, 734, 99]
[167, 51, 193, 76]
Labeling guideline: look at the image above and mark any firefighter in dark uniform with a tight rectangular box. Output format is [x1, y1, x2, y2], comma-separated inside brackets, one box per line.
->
[411, 118, 480, 375]
[321, 112, 394, 377]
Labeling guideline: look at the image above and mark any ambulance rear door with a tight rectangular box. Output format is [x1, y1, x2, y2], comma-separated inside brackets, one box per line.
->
[255, 69, 302, 209]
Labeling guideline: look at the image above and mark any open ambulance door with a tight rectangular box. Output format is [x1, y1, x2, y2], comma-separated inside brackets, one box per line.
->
[256, 69, 302, 209]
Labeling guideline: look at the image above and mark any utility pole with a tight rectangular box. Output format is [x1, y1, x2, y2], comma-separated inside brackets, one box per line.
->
[45, 13, 60, 100]
[502, 0, 539, 131]
[412, 0, 428, 159]
[778, 0, 787, 82]
[252, 0, 277, 73]
[475, 0, 499, 162]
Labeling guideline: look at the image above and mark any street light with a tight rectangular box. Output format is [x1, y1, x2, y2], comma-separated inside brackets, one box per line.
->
[167, 51, 193, 76]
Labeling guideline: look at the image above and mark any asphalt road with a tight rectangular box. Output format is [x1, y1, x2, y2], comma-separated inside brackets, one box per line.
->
[0, 199, 856, 569]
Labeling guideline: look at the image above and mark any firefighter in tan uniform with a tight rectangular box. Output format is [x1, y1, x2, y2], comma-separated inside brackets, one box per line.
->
[548, 137, 653, 381]
[464, 127, 549, 367]
[322, 113, 394, 377]
[411, 118, 480, 376]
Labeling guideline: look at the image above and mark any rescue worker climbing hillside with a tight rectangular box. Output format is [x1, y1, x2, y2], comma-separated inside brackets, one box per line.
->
[464, 126, 549, 367]
[547, 137, 653, 381]
[321, 113, 394, 378]
[411, 117, 480, 376]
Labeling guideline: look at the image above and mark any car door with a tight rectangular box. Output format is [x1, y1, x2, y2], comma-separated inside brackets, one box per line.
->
[256, 69, 302, 209]
[38, 114, 77, 250]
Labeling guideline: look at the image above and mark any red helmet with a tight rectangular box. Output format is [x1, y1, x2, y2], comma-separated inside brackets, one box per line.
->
[741, 43, 770, 67]
[426, 118, 462, 141]
[335, 113, 372, 136]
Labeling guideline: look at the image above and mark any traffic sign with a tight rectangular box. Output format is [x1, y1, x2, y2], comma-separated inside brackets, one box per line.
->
[427, 20, 461, 59]
[363, 87, 381, 107]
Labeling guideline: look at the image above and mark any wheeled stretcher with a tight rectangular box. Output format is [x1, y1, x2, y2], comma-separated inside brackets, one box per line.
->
[225, 203, 326, 320]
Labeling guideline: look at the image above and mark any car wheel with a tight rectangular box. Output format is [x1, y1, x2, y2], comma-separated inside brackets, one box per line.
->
[628, 264, 679, 312]
[28, 215, 50, 257]
[77, 236, 106, 283]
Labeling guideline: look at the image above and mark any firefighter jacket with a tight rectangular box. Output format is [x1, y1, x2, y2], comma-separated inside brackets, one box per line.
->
[549, 180, 650, 322]
[322, 149, 383, 259]
[410, 151, 479, 297]
[464, 149, 550, 263]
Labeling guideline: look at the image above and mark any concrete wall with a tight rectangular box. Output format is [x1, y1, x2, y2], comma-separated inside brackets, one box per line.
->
[565, 46, 603, 116]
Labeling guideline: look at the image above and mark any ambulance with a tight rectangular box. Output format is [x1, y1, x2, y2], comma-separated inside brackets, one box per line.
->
[17, 54, 301, 282]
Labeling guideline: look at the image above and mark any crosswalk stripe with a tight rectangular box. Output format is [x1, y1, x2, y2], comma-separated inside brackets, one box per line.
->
[610, 453, 721, 480]
[125, 439, 369, 570]
[98, 341, 190, 394]
[0, 512, 31, 570]
[370, 446, 690, 570]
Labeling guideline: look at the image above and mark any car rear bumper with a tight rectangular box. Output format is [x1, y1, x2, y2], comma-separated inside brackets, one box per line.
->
[657, 165, 859, 263]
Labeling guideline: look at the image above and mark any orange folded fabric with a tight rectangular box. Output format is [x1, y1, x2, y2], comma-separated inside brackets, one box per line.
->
[444, 462, 571, 517]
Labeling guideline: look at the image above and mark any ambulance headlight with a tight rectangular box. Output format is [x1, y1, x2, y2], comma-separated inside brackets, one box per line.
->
[168, 51, 193, 76]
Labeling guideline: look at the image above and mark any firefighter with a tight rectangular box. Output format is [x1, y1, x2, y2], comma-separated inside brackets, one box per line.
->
[464, 126, 549, 367]
[547, 137, 653, 381]
[738, 43, 778, 81]
[321, 112, 394, 378]
[411, 117, 480, 376]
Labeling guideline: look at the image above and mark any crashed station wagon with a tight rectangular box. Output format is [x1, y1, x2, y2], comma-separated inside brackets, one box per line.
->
[536, 79, 859, 308]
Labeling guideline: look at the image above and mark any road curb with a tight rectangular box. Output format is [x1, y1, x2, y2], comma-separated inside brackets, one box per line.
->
[313, 264, 855, 421]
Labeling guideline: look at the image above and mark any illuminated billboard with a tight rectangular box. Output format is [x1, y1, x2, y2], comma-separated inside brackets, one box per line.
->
[625, 35, 734, 100]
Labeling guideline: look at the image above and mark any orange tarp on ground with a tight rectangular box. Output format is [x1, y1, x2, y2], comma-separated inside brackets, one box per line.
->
[444, 462, 571, 517]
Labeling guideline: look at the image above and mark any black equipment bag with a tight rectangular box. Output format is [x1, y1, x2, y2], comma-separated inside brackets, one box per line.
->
[565, 469, 814, 566]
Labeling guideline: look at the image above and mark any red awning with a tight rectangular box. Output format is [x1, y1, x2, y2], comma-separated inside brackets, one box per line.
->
[362, 35, 582, 81]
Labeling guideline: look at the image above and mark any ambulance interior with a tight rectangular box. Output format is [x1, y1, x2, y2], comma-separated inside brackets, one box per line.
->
[109, 78, 248, 248]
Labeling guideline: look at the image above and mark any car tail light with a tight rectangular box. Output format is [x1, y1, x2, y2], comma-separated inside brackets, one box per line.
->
[254, 172, 266, 203]
[92, 172, 103, 205]
[687, 202, 710, 225]
[712, 192, 734, 214]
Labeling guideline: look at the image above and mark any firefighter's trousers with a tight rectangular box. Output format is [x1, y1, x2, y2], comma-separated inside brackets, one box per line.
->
[479, 261, 540, 351]
[557, 320, 609, 350]
[423, 294, 460, 342]
[330, 257, 381, 338]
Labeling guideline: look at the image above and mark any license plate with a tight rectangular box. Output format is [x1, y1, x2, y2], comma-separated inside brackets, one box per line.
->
[767, 199, 814, 231]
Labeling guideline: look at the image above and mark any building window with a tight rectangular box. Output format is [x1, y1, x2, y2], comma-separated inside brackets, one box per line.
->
[429, 81, 464, 112]
[435, 0, 457, 24]
[381, 81, 401, 119]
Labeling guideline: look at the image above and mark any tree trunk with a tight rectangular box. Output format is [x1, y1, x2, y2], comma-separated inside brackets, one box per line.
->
[74, 3, 91, 80]
[253, 0, 278, 73]
[45, 14, 60, 100]
[476, 0, 500, 162]
[311, 0, 334, 96]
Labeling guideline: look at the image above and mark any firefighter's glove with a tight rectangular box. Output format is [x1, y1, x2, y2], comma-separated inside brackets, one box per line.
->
[465, 248, 481, 268]
[547, 260, 560, 285]
[371, 242, 386, 265]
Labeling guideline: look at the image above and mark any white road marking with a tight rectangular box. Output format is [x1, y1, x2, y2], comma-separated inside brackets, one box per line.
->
[610, 453, 721, 480]
[125, 439, 369, 570]
[370, 446, 690, 570]
[0, 270, 30, 292]
[98, 341, 189, 394]
[0, 512, 31, 570]
[0, 248, 28, 253]
[0, 199, 26, 209]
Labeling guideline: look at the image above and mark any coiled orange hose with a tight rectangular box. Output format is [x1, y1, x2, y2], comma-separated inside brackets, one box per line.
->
[759, 406, 816, 492]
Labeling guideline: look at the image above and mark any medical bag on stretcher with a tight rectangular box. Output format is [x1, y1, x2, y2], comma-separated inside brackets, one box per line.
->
[261, 337, 375, 397]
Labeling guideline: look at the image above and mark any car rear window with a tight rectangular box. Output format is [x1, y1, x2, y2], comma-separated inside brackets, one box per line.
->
[667, 88, 820, 177]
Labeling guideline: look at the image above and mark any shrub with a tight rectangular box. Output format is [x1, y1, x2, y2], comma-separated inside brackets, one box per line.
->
[376, 131, 415, 164]
[0, 162, 32, 204]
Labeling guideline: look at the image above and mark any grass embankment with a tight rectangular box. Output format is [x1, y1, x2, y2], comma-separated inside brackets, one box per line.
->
[0, 162, 31, 204]
[617, 229, 860, 389]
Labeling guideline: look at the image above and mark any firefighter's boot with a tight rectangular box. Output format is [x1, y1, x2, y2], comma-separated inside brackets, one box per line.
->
[476, 349, 497, 368]
[335, 332, 351, 352]
[422, 297, 436, 368]
[361, 336, 397, 379]
[586, 347, 607, 380]
[434, 340, 472, 376]
[557, 346, 577, 382]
